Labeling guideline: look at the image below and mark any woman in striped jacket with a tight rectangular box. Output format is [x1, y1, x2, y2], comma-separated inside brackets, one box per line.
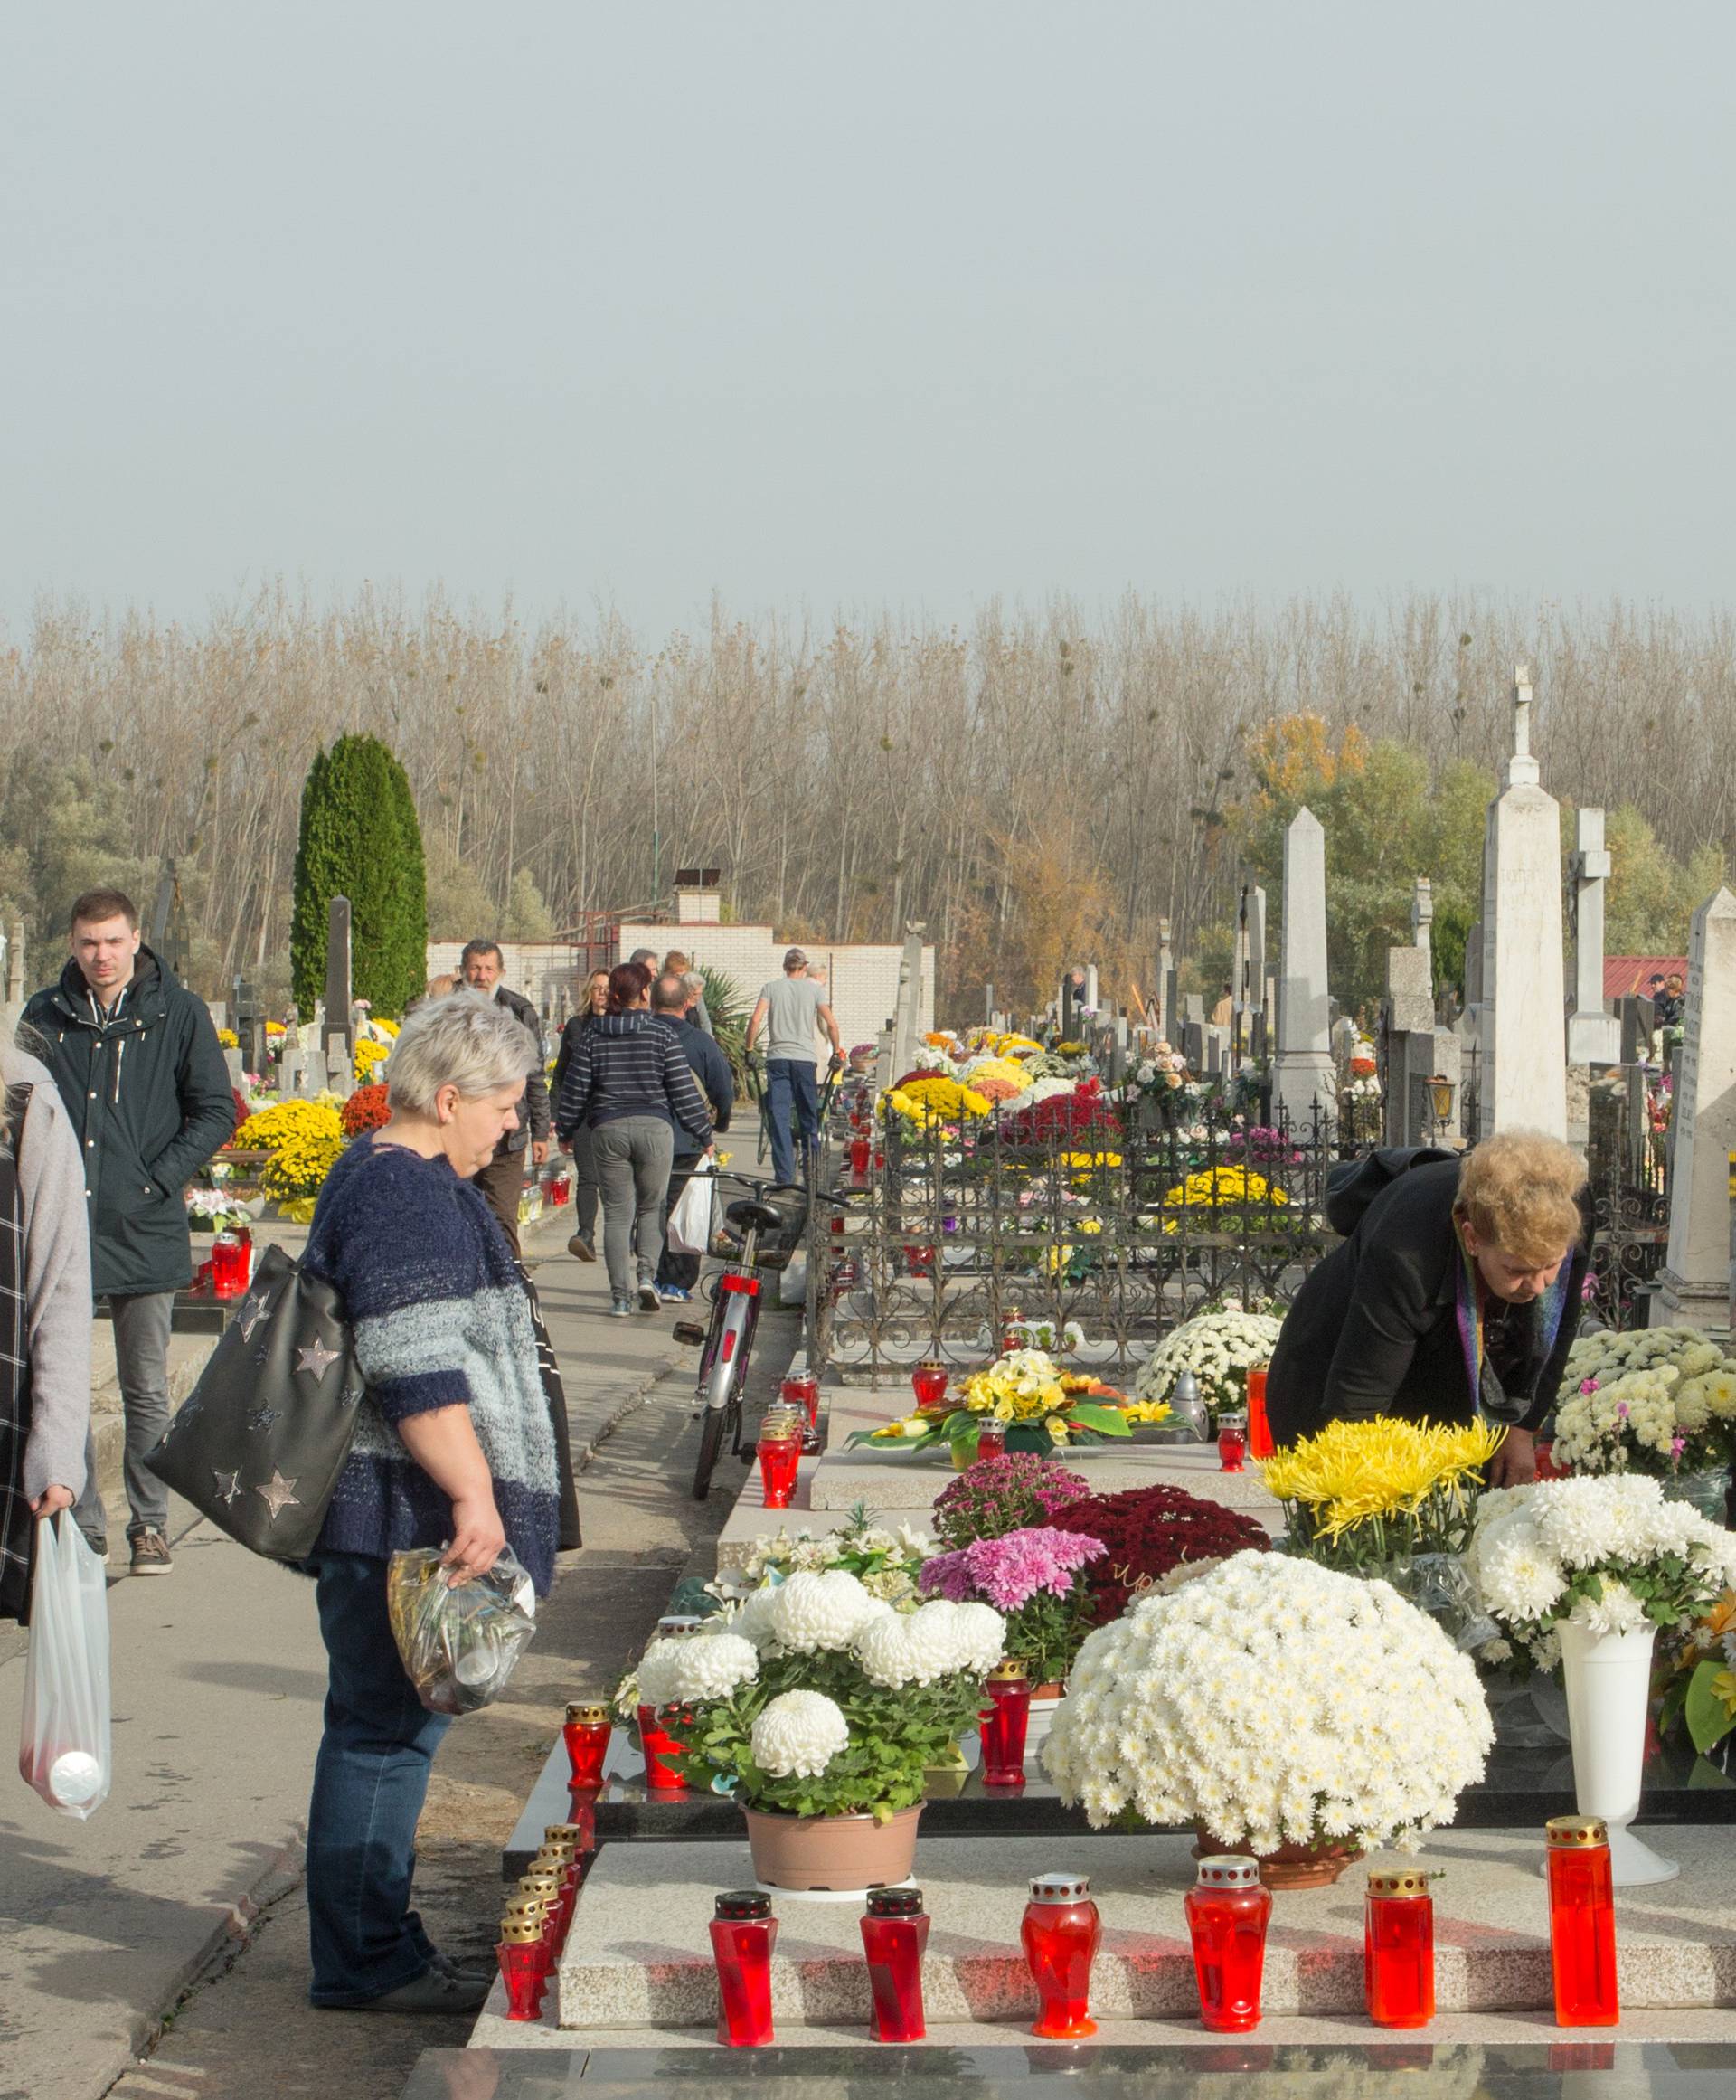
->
[553, 960, 712, 1315]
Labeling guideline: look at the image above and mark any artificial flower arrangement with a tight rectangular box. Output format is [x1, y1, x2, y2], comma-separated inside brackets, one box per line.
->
[1222, 1124, 1306, 1168]
[1261, 1416, 1507, 1574]
[1552, 1327, 1736, 1480]
[1467, 1474, 1736, 1674]
[1660, 1592, 1736, 1755]
[1043, 1482, 1270, 1623]
[1042, 1551, 1493, 1858]
[918, 1525, 1108, 1686]
[849, 1348, 1137, 1459]
[644, 1570, 1006, 1819]
[1131, 1302, 1283, 1418]
[185, 1187, 262, 1232]
[1131, 1043, 1191, 1094]
[710, 1506, 938, 1612]
[1153, 1163, 1288, 1234]
[930, 1452, 1093, 1547]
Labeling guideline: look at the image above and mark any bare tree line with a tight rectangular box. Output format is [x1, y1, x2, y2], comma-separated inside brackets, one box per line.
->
[2, 583, 1733, 1007]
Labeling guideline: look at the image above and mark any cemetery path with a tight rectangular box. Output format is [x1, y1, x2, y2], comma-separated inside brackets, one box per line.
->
[0, 1241, 795, 2100]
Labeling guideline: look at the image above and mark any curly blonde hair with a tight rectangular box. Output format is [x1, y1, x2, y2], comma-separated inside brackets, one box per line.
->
[1454, 1129, 1587, 1267]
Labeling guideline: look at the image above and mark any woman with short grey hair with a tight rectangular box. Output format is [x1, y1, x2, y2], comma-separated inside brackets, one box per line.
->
[297, 990, 560, 2016]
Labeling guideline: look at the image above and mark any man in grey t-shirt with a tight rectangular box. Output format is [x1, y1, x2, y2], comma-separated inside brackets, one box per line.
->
[746, 947, 842, 1187]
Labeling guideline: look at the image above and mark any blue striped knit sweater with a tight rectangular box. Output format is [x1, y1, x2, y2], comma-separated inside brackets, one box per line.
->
[302, 1135, 560, 1594]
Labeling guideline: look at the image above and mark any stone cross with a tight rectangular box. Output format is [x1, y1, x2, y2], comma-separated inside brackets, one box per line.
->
[1566, 808, 1620, 1065]
[1156, 918, 1174, 1041]
[1273, 807, 1336, 1130]
[1653, 888, 1736, 1329]
[891, 922, 925, 1078]
[322, 896, 356, 1101]
[1477, 665, 1567, 1138]
[1410, 877, 1433, 959]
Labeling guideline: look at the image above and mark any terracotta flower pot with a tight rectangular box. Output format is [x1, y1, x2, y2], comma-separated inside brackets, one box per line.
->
[1194, 1830, 1363, 1890]
[742, 1802, 923, 1891]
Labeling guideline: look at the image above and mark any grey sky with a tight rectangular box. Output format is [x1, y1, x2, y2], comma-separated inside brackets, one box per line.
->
[4, 4, 1733, 639]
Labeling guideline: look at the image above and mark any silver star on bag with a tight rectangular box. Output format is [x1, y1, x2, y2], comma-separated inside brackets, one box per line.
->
[255, 1470, 301, 1520]
[296, 1337, 341, 1380]
[212, 1469, 242, 1506]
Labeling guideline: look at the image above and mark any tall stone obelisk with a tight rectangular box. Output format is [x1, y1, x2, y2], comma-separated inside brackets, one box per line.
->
[1477, 665, 1567, 1140]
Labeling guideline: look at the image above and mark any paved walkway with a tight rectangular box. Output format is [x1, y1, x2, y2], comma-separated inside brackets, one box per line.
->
[0, 1222, 722, 2100]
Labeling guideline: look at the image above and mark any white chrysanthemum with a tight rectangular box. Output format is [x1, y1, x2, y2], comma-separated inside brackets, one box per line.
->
[1476, 1519, 1566, 1622]
[1568, 1581, 1652, 1639]
[750, 1689, 850, 1778]
[634, 1636, 697, 1708]
[727, 1584, 785, 1650]
[1041, 1553, 1490, 1853]
[766, 1569, 892, 1653]
[657, 1632, 760, 1703]
[853, 1597, 1008, 1688]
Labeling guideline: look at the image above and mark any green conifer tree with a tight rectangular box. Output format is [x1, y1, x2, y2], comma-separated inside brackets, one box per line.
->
[289, 735, 429, 1017]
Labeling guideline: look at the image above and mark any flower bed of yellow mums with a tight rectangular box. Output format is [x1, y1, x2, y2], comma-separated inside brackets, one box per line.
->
[232, 1097, 346, 1222]
[882, 1074, 992, 1124]
[1156, 1165, 1287, 1234]
[354, 1036, 390, 1083]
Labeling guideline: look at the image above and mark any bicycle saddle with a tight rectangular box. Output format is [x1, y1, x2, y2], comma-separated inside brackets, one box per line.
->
[725, 1198, 787, 1235]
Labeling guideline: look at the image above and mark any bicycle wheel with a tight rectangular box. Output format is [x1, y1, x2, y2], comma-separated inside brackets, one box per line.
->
[693, 1403, 729, 1500]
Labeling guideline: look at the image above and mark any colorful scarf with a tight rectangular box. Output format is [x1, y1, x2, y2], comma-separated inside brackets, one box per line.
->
[1453, 1224, 1571, 1424]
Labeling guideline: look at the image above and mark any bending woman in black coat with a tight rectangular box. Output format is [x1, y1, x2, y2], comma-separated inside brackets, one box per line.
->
[1266, 1130, 1593, 1488]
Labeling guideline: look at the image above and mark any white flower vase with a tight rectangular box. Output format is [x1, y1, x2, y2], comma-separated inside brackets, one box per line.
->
[1558, 1620, 1678, 1887]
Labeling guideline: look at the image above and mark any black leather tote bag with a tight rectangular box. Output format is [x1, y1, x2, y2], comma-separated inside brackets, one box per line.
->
[144, 1244, 363, 1560]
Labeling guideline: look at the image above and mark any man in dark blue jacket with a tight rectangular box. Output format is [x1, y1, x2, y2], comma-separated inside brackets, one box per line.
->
[648, 972, 733, 1301]
[24, 889, 235, 1575]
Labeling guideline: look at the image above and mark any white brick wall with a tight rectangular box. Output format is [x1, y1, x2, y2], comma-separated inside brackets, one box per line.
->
[427, 928, 934, 1056]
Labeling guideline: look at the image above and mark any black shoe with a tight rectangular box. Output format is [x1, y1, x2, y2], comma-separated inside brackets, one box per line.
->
[429, 1947, 493, 1986]
[567, 1231, 596, 1262]
[328, 1964, 491, 2015]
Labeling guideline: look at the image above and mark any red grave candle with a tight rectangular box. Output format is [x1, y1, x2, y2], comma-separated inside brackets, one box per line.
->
[1022, 1871, 1100, 2039]
[980, 1663, 1032, 1786]
[1548, 1817, 1619, 2027]
[860, 1886, 929, 2041]
[974, 1421, 1007, 1461]
[911, 1361, 948, 1409]
[562, 1701, 611, 1789]
[211, 1227, 251, 1298]
[757, 1425, 802, 1509]
[637, 1704, 689, 1790]
[496, 1920, 545, 2021]
[711, 1889, 778, 2047]
[1217, 1412, 1248, 1472]
[1184, 1855, 1272, 2032]
[1364, 1868, 1438, 2029]
[1245, 1366, 1274, 1460]
[781, 1372, 821, 1429]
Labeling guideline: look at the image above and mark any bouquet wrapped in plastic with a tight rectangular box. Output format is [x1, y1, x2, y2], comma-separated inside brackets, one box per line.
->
[386, 1546, 537, 1715]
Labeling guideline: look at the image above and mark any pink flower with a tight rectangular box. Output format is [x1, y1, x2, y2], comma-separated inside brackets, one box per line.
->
[920, 1526, 1106, 1612]
[1580, 1377, 1600, 1394]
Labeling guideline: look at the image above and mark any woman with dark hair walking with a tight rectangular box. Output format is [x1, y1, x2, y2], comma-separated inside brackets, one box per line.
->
[552, 968, 610, 1263]
[554, 961, 712, 1315]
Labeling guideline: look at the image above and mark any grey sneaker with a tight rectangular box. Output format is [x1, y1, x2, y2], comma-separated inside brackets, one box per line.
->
[637, 1280, 661, 1311]
[129, 1529, 174, 1576]
[608, 1294, 633, 1318]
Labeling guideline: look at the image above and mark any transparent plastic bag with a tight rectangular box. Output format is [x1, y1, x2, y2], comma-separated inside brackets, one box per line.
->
[386, 1546, 537, 1715]
[19, 1516, 112, 1818]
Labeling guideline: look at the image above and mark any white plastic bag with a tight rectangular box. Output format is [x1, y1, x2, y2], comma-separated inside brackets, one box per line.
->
[667, 1162, 715, 1255]
[19, 1516, 112, 1819]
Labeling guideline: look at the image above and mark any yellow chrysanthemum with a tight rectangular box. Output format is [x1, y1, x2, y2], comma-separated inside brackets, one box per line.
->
[1260, 1416, 1506, 1542]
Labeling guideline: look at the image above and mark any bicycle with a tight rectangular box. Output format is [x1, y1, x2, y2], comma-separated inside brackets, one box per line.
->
[675, 1172, 806, 1500]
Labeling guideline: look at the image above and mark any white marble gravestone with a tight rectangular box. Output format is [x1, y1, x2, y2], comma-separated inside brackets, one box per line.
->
[1567, 808, 1621, 1066]
[1652, 887, 1736, 1329]
[1272, 808, 1336, 1130]
[1477, 665, 1568, 1140]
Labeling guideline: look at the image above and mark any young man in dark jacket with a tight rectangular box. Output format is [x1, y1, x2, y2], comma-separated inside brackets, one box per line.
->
[647, 972, 733, 1300]
[24, 889, 236, 1575]
[458, 940, 551, 1254]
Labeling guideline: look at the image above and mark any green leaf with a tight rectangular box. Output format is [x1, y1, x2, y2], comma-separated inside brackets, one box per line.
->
[1068, 1402, 1132, 1436]
[1684, 1659, 1736, 1756]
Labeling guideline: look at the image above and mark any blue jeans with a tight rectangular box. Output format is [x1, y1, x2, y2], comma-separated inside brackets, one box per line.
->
[306, 1553, 451, 2004]
[765, 1060, 819, 1187]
